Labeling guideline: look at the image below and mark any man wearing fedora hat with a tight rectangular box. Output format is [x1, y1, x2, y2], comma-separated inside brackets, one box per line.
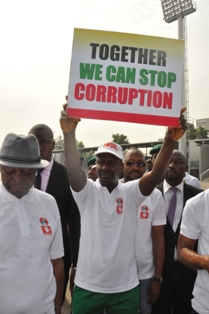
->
[0, 133, 64, 314]
[59, 102, 187, 314]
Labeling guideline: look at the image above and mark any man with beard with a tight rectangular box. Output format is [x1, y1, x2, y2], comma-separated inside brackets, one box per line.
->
[123, 148, 166, 314]
[152, 150, 203, 314]
[60, 101, 187, 314]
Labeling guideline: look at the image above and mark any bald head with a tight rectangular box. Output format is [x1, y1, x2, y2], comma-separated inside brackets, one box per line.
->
[123, 147, 145, 162]
[29, 124, 55, 162]
[123, 147, 146, 182]
[165, 150, 188, 186]
[172, 150, 188, 165]
[29, 124, 54, 140]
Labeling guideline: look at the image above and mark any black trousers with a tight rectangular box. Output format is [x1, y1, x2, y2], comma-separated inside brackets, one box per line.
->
[152, 262, 194, 314]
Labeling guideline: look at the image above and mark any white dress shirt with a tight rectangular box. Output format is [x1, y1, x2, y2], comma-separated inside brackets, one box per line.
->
[40, 158, 54, 192]
[163, 180, 184, 259]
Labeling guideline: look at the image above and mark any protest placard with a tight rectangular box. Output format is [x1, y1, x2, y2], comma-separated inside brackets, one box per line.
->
[68, 28, 184, 126]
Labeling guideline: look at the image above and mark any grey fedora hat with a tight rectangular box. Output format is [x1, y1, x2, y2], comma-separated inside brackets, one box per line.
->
[0, 133, 49, 169]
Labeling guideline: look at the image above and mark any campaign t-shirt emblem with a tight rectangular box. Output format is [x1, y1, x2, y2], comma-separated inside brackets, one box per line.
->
[41, 226, 52, 235]
[140, 205, 149, 219]
[116, 198, 123, 214]
[39, 217, 52, 235]
[40, 217, 48, 225]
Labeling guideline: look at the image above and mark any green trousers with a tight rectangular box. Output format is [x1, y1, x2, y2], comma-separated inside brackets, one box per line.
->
[72, 284, 140, 314]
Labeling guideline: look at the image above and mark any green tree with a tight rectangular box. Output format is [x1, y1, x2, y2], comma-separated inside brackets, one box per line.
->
[112, 133, 130, 144]
[77, 141, 85, 148]
[54, 135, 85, 150]
[54, 135, 64, 150]
[196, 126, 209, 139]
[187, 124, 197, 140]
[186, 124, 209, 140]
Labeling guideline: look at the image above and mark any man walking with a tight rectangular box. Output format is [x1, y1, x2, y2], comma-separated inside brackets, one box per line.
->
[123, 147, 166, 314]
[178, 188, 209, 314]
[29, 124, 80, 303]
[152, 150, 203, 314]
[60, 102, 187, 314]
[0, 133, 64, 314]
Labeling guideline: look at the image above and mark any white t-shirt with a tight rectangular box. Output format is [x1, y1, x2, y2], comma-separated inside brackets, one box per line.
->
[135, 189, 166, 280]
[0, 183, 64, 314]
[180, 190, 208, 314]
[183, 172, 202, 189]
[71, 178, 145, 293]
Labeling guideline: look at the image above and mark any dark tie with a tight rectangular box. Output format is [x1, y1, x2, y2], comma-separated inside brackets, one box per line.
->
[167, 187, 178, 226]
[34, 169, 42, 189]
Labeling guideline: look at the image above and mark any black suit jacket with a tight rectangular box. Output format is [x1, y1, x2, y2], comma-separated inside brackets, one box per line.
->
[157, 182, 203, 285]
[35, 160, 80, 266]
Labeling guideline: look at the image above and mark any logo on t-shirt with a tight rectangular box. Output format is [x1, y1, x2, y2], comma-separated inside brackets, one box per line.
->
[41, 226, 52, 235]
[39, 217, 52, 235]
[140, 205, 149, 219]
[40, 217, 48, 225]
[116, 198, 123, 214]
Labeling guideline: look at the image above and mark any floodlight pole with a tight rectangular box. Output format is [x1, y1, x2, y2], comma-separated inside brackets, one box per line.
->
[160, 0, 197, 157]
[178, 16, 187, 156]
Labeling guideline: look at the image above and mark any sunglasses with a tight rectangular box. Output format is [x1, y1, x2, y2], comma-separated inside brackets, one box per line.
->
[124, 161, 146, 168]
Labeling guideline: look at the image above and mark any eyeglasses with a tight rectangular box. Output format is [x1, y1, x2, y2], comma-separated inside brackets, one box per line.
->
[124, 161, 146, 168]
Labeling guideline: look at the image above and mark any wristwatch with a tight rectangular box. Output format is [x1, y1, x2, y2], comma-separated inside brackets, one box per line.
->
[152, 276, 164, 284]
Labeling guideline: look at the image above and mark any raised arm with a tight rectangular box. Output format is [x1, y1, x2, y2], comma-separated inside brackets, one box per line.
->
[139, 108, 187, 196]
[60, 101, 87, 192]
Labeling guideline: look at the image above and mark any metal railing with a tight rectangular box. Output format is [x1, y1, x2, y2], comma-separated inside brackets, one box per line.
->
[200, 169, 209, 182]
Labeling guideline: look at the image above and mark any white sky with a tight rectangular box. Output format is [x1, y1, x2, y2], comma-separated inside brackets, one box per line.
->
[1, 0, 208, 148]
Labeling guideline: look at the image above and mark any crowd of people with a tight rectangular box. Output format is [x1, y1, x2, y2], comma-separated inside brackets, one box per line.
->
[0, 103, 209, 314]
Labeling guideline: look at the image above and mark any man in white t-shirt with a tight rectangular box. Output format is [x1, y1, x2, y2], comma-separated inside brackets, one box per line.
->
[183, 172, 202, 189]
[177, 191, 209, 314]
[122, 148, 166, 314]
[60, 102, 187, 314]
[0, 133, 64, 314]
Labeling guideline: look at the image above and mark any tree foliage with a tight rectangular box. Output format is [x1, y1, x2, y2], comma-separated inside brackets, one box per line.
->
[54, 135, 64, 150]
[187, 124, 209, 140]
[54, 135, 85, 150]
[196, 126, 209, 139]
[112, 133, 130, 144]
[77, 141, 85, 148]
[187, 124, 197, 140]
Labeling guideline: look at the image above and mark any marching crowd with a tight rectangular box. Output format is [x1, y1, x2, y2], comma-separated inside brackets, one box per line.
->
[0, 103, 209, 314]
